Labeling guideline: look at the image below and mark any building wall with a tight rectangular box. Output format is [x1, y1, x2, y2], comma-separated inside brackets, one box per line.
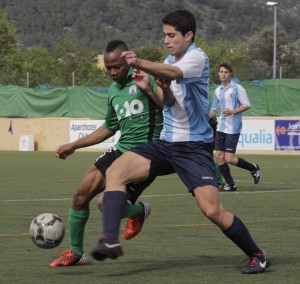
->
[1, 117, 81, 151]
[1, 117, 300, 155]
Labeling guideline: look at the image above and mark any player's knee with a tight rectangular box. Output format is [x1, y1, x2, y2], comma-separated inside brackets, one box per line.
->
[204, 208, 222, 224]
[106, 166, 126, 185]
[72, 188, 89, 209]
[215, 154, 224, 163]
[224, 154, 237, 165]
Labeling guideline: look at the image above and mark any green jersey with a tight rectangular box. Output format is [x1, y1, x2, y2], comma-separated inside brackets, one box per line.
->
[103, 68, 163, 153]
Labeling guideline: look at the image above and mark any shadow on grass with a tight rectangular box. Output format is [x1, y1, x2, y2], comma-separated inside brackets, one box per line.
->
[85, 253, 300, 277]
[93, 255, 261, 277]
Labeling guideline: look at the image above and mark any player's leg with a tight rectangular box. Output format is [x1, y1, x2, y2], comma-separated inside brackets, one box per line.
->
[210, 124, 225, 189]
[50, 164, 105, 268]
[223, 132, 261, 185]
[215, 160, 225, 189]
[120, 159, 174, 240]
[120, 180, 153, 240]
[92, 140, 171, 260]
[91, 150, 152, 260]
[97, 189, 151, 240]
[216, 132, 237, 191]
[174, 141, 270, 274]
[227, 154, 261, 184]
[50, 148, 122, 268]
[92, 147, 153, 239]
[194, 186, 270, 273]
[120, 175, 165, 240]
[121, 201, 151, 240]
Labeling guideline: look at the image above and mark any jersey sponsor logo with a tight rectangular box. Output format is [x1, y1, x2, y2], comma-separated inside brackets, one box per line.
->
[129, 85, 137, 96]
[115, 99, 144, 119]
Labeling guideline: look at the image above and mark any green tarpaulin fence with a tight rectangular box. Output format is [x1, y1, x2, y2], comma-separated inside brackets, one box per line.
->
[0, 85, 108, 119]
[0, 79, 299, 118]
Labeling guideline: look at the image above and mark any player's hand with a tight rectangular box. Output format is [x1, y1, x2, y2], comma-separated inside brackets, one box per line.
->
[155, 77, 171, 90]
[55, 144, 75, 159]
[222, 108, 234, 116]
[121, 51, 139, 67]
[132, 69, 150, 92]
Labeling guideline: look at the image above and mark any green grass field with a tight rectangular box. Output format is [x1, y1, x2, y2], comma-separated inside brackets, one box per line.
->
[1, 151, 300, 284]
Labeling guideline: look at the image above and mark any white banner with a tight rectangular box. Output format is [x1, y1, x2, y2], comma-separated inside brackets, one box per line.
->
[237, 120, 275, 150]
[69, 120, 120, 149]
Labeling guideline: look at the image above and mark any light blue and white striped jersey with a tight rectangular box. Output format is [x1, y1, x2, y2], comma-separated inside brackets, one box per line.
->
[211, 80, 250, 134]
[160, 43, 213, 143]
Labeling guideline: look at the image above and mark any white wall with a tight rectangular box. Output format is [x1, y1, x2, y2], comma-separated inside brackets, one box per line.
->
[1, 117, 300, 154]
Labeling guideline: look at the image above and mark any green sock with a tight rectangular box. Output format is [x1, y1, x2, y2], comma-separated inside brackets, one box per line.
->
[121, 201, 144, 218]
[215, 161, 225, 185]
[68, 208, 89, 256]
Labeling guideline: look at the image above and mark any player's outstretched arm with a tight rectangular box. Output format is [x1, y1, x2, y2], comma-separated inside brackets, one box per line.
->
[122, 51, 182, 81]
[55, 126, 115, 159]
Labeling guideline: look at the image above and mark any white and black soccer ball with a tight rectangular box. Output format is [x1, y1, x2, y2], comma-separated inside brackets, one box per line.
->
[29, 213, 65, 249]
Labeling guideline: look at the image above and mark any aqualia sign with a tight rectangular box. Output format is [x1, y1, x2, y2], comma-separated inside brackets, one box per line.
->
[237, 120, 275, 150]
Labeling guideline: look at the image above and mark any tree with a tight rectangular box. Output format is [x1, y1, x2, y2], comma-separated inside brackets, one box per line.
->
[50, 40, 100, 86]
[246, 25, 292, 79]
[197, 38, 247, 83]
[22, 46, 55, 87]
[0, 11, 23, 85]
[135, 46, 165, 62]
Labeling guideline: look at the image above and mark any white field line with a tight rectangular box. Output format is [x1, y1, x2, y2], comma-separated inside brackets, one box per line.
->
[1, 188, 300, 203]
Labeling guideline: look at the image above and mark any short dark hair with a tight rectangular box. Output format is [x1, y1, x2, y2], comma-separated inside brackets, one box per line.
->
[162, 10, 196, 41]
[218, 61, 233, 73]
[104, 40, 128, 53]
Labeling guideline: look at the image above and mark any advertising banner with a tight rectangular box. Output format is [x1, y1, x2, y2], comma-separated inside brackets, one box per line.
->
[275, 120, 300, 151]
[69, 120, 120, 149]
[237, 120, 275, 151]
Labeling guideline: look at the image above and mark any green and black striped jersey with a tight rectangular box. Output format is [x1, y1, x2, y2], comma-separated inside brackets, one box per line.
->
[104, 68, 163, 153]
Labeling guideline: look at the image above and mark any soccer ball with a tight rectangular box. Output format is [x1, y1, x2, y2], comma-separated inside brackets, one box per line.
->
[29, 213, 65, 249]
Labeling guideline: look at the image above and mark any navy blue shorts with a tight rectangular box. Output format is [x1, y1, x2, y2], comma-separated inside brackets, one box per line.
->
[215, 131, 240, 153]
[94, 147, 172, 204]
[129, 139, 217, 193]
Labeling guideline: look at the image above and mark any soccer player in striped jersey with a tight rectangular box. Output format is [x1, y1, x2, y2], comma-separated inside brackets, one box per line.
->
[92, 10, 270, 274]
[210, 61, 260, 192]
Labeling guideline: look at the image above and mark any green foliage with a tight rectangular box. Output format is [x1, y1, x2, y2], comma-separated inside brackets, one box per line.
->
[135, 47, 165, 62]
[0, 11, 23, 85]
[23, 46, 55, 87]
[0, 11, 16, 54]
[246, 25, 300, 80]
[1, 1, 300, 86]
[197, 38, 247, 83]
[21, 40, 111, 87]
[1, 0, 300, 51]
[50, 40, 93, 86]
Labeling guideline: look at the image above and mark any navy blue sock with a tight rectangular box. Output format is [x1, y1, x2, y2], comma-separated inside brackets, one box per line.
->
[236, 158, 256, 172]
[223, 215, 262, 257]
[102, 191, 127, 240]
[219, 163, 235, 186]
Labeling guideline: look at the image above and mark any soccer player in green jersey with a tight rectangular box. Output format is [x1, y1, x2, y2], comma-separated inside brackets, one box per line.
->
[50, 40, 173, 268]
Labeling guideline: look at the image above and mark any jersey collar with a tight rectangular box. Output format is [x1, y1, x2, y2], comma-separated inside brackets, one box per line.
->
[116, 67, 134, 88]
